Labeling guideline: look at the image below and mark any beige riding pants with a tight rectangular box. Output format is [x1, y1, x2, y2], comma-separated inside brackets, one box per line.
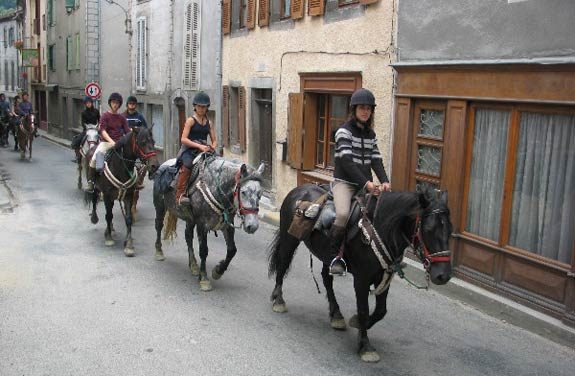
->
[333, 181, 357, 228]
[89, 141, 114, 168]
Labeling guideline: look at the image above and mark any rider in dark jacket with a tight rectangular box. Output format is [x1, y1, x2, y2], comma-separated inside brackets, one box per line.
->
[71, 96, 101, 154]
[123, 95, 148, 129]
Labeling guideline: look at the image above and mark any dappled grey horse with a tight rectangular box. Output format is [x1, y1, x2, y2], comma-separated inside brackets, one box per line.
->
[154, 155, 265, 291]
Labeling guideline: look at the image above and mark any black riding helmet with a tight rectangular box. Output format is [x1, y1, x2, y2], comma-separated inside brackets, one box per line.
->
[108, 92, 123, 107]
[193, 91, 210, 107]
[127, 95, 138, 104]
[350, 88, 376, 108]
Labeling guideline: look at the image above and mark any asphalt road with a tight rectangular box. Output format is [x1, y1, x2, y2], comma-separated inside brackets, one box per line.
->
[0, 138, 574, 376]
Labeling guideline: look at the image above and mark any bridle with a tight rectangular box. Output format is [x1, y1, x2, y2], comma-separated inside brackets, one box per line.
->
[411, 208, 452, 270]
[233, 169, 260, 217]
[131, 132, 157, 161]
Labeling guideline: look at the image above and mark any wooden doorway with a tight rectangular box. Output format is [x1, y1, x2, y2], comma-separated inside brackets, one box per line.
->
[251, 89, 273, 189]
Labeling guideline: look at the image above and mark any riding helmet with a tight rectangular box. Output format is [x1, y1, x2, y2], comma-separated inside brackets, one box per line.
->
[192, 91, 211, 107]
[108, 92, 123, 107]
[127, 95, 138, 104]
[350, 88, 376, 107]
[83, 96, 93, 104]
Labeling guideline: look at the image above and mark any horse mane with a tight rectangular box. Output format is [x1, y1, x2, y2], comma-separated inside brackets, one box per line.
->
[373, 192, 420, 255]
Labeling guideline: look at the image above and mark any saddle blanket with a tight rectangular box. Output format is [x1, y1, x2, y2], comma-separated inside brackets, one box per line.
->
[154, 158, 179, 194]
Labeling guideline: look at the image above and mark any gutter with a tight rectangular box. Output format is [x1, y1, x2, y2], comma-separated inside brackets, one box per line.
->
[392, 56, 575, 68]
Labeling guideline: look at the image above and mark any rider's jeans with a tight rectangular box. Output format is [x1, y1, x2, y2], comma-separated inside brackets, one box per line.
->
[89, 141, 114, 169]
[333, 181, 356, 228]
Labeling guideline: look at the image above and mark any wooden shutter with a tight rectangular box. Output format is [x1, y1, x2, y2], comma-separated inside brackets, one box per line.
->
[308, 0, 325, 17]
[222, 0, 231, 35]
[239, 86, 247, 152]
[359, 0, 379, 4]
[246, 0, 257, 29]
[291, 0, 304, 20]
[287, 93, 303, 168]
[222, 86, 230, 147]
[258, 0, 269, 27]
[183, 1, 201, 90]
[136, 17, 147, 90]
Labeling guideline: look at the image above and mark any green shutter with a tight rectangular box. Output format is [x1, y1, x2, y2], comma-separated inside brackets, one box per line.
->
[47, 0, 54, 26]
[65, 0, 75, 8]
[75, 33, 80, 69]
[66, 36, 72, 70]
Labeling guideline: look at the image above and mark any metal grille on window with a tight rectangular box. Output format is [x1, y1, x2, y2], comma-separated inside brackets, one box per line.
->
[416, 145, 442, 176]
[136, 17, 146, 90]
[419, 109, 444, 138]
[183, 1, 201, 90]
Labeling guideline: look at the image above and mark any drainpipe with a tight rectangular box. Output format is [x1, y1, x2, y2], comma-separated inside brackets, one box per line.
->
[215, 2, 223, 155]
[167, 0, 174, 156]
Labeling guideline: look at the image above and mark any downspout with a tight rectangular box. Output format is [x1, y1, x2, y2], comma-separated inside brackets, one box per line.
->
[167, 0, 174, 156]
[215, 1, 223, 155]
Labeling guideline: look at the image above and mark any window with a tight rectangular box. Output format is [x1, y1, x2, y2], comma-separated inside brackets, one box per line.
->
[315, 94, 350, 170]
[183, 1, 201, 90]
[66, 36, 73, 70]
[463, 105, 575, 264]
[3, 28, 6, 48]
[280, 0, 291, 18]
[136, 17, 147, 90]
[75, 33, 80, 70]
[8, 28, 14, 46]
[239, 0, 248, 28]
[10, 61, 14, 91]
[150, 104, 164, 147]
[48, 44, 56, 71]
[222, 85, 246, 152]
[4, 62, 7, 90]
[47, 0, 54, 26]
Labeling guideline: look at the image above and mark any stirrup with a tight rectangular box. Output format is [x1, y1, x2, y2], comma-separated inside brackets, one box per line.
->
[329, 257, 347, 277]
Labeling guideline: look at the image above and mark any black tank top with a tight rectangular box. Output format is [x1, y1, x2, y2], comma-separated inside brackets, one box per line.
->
[187, 118, 210, 144]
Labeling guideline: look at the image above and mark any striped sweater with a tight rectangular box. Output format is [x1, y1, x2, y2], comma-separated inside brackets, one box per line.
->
[334, 120, 389, 190]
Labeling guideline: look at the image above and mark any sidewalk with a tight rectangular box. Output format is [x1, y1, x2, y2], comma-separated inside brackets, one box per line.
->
[39, 129, 575, 349]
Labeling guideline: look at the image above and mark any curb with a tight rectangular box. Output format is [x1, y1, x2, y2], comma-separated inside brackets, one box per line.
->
[39, 130, 71, 149]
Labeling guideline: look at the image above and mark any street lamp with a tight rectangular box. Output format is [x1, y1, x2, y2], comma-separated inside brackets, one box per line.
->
[105, 0, 133, 35]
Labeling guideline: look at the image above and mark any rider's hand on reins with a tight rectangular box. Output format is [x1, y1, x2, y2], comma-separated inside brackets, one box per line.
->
[380, 183, 392, 193]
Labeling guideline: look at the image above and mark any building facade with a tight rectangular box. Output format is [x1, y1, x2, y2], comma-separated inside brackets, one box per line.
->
[0, 9, 22, 101]
[221, 0, 394, 206]
[393, 0, 575, 326]
[45, 0, 99, 138]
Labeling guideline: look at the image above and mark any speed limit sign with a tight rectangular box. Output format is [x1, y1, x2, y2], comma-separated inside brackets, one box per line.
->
[85, 82, 102, 99]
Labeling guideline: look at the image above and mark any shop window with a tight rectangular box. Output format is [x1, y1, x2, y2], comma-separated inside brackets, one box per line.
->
[463, 105, 575, 264]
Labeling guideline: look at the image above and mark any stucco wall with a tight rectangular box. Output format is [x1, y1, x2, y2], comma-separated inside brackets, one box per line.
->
[222, 0, 396, 203]
[397, 0, 575, 62]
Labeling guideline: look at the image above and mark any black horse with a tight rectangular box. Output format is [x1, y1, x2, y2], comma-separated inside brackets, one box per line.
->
[88, 127, 159, 256]
[268, 184, 453, 363]
[0, 115, 9, 147]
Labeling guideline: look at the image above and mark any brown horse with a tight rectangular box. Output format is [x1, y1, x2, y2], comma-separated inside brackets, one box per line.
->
[17, 113, 35, 160]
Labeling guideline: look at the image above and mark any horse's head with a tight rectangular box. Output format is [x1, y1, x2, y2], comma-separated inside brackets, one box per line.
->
[85, 124, 99, 150]
[415, 188, 453, 285]
[235, 162, 265, 234]
[132, 126, 159, 178]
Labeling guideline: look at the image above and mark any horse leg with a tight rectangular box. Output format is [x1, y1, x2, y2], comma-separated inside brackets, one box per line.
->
[270, 233, 300, 313]
[185, 221, 199, 275]
[349, 277, 390, 330]
[211, 226, 237, 280]
[196, 224, 212, 292]
[154, 199, 166, 261]
[321, 264, 346, 330]
[122, 193, 135, 257]
[90, 188, 99, 224]
[104, 196, 115, 246]
[77, 157, 83, 190]
[131, 190, 139, 222]
[353, 277, 380, 363]
[28, 136, 32, 159]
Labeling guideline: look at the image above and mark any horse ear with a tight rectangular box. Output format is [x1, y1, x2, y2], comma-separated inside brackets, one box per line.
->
[256, 162, 265, 176]
[418, 192, 430, 209]
[440, 190, 448, 205]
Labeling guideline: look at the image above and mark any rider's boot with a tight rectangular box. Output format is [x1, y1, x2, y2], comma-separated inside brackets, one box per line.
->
[329, 224, 347, 276]
[87, 166, 97, 192]
[176, 166, 192, 207]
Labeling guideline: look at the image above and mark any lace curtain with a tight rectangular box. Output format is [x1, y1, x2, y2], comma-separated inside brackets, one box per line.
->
[509, 112, 575, 264]
[466, 109, 510, 241]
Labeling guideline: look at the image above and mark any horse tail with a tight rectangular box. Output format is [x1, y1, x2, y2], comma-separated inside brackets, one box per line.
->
[267, 229, 282, 278]
[163, 210, 178, 241]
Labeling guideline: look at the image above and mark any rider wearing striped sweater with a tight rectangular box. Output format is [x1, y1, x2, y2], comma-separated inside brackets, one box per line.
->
[329, 88, 391, 276]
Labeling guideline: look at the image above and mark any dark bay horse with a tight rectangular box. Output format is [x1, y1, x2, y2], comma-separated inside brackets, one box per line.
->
[76, 124, 99, 190]
[17, 113, 35, 160]
[268, 185, 453, 362]
[88, 127, 159, 256]
[154, 155, 265, 292]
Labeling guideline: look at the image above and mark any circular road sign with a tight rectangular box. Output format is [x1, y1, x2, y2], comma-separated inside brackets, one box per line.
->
[85, 82, 102, 99]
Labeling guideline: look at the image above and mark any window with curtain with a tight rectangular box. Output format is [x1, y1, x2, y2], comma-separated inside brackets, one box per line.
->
[509, 112, 575, 264]
[466, 109, 510, 242]
[315, 94, 350, 170]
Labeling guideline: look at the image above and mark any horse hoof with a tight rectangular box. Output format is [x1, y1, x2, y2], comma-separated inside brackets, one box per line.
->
[124, 248, 135, 257]
[91, 216, 99, 224]
[199, 280, 212, 292]
[190, 264, 200, 276]
[330, 318, 347, 331]
[272, 303, 287, 313]
[155, 251, 165, 261]
[348, 315, 359, 329]
[360, 351, 380, 363]
[105, 240, 115, 247]
[212, 267, 222, 280]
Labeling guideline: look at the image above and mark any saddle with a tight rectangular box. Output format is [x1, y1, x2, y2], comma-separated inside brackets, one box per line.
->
[287, 184, 377, 241]
[154, 153, 211, 195]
